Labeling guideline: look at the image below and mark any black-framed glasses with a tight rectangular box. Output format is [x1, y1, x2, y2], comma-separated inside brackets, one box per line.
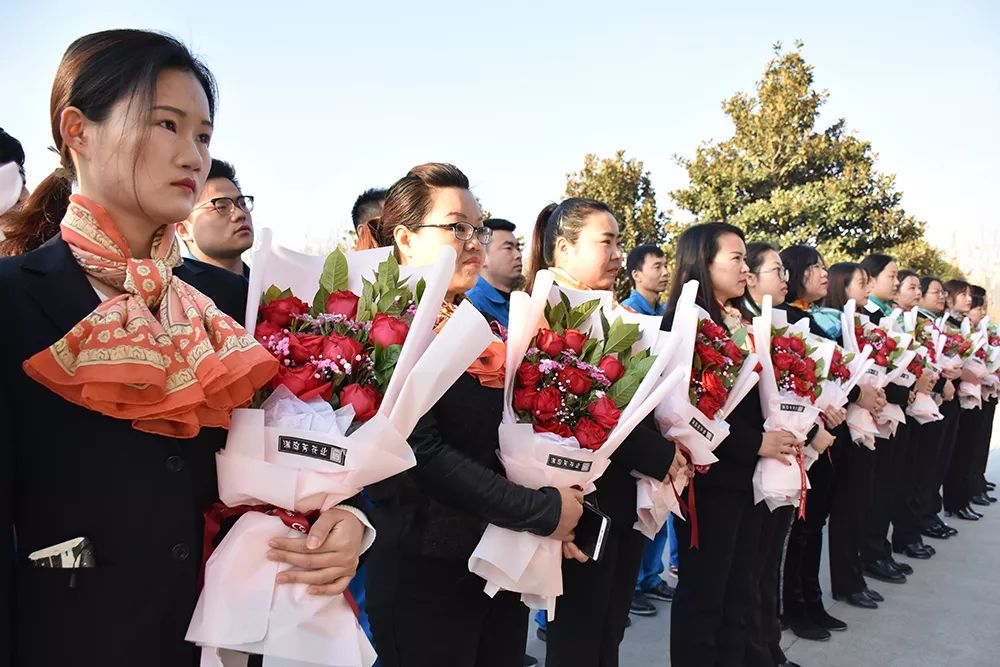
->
[196, 195, 254, 216]
[757, 266, 790, 281]
[414, 222, 492, 245]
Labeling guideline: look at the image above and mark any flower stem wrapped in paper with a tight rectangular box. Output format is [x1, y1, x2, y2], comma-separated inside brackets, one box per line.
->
[980, 320, 1000, 401]
[649, 281, 759, 540]
[955, 317, 990, 409]
[187, 230, 494, 667]
[899, 308, 945, 424]
[467, 270, 680, 620]
[751, 297, 825, 516]
[871, 309, 918, 438]
[841, 300, 883, 448]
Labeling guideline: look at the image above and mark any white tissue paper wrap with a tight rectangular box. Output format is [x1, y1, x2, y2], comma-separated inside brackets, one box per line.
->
[187, 235, 495, 667]
[467, 271, 680, 620]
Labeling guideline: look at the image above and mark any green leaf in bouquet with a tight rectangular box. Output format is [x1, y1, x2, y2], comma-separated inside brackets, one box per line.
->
[378, 288, 410, 316]
[731, 326, 749, 350]
[373, 343, 402, 387]
[599, 308, 611, 340]
[582, 338, 602, 365]
[547, 300, 568, 333]
[618, 343, 633, 367]
[319, 249, 350, 294]
[312, 286, 330, 316]
[376, 255, 401, 294]
[607, 358, 654, 407]
[565, 298, 602, 331]
[415, 278, 426, 303]
[358, 277, 376, 322]
[261, 285, 292, 305]
[814, 359, 826, 378]
[602, 317, 642, 356]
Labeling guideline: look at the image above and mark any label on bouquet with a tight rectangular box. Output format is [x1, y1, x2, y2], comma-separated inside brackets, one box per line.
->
[779, 403, 806, 413]
[278, 435, 347, 465]
[866, 367, 881, 377]
[688, 417, 715, 441]
[546, 454, 593, 473]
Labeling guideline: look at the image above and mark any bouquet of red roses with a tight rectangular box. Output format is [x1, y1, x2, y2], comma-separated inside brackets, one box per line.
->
[468, 270, 683, 619]
[188, 235, 495, 667]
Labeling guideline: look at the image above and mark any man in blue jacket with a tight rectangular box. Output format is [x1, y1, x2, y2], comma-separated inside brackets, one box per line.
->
[465, 218, 523, 328]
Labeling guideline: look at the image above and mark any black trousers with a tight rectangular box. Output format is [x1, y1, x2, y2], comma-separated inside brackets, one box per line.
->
[746, 504, 793, 667]
[910, 409, 948, 531]
[862, 422, 909, 566]
[830, 439, 875, 597]
[944, 407, 985, 512]
[366, 552, 528, 667]
[969, 398, 997, 496]
[891, 418, 926, 548]
[927, 398, 962, 522]
[545, 522, 645, 667]
[670, 485, 763, 667]
[784, 442, 835, 616]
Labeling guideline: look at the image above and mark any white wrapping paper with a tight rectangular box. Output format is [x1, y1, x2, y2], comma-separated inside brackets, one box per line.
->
[467, 270, 680, 619]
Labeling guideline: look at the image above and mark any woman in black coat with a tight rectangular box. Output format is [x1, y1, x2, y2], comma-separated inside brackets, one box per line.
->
[665, 224, 798, 667]
[2, 31, 366, 667]
[359, 165, 584, 667]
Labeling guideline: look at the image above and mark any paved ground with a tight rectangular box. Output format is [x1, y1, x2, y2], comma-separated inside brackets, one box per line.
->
[525, 449, 1000, 666]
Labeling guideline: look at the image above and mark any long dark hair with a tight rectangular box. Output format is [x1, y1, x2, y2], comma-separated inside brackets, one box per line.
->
[944, 278, 971, 312]
[355, 163, 469, 254]
[0, 30, 217, 257]
[741, 241, 777, 319]
[780, 245, 823, 305]
[859, 253, 894, 280]
[664, 222, 745, 326]
[525, 197, 614, 291]
[825, 262, 863, 311]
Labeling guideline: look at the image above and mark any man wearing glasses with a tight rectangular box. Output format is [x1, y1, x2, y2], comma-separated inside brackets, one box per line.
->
[177, 159, 255, 278]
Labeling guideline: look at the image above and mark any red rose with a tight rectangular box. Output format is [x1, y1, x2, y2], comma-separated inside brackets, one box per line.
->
[696, 343, 726, 368]
[573, 417, 608, 450]
[535, 419, 573, 438]
[287, 333, 324, 364]
[789, 336, 806, 355]
[273, 364, 332, 400]
[325, 290, 360, 319]
[321, 334, 365, 366]
[701, 370, 727, 402]
[596, 355, 625, 383]
[587, 395, 622, 430]
[254, 320, 284, 346]
[702, 320, 727, 340]
[369, 313, 410, 348]
[773, 352, 795, 372]
[513, 387, 538, 412]
[558, 366, 593, 395]
[339, 383, 382, 422]
[697, 392, 723, 419]
[563, 329, 587, 355]
[874, 352, 889, 367]
[259, 295, 309, 327]
[536, 328, 565, 357]
[533, 386, 562, 422]
[723, 340, 743, 362]
[516, 361, 542, 388]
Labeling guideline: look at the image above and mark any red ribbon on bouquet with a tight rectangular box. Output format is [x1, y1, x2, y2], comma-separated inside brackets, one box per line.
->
[199, 502, 360, 617]
[672, 443, 710, 549]
[796, 452, 808, 520]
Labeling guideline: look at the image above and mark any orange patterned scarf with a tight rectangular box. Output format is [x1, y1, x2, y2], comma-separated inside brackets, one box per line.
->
[436, 299, 506, 389]
[22, 195, 277, 438]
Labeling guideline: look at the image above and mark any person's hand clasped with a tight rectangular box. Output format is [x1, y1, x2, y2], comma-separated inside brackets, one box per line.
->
[550, 487, 585, 542]
[943, 381, 956, 401]
[758, 430, 799, 465]
[915, 370, 935, 394]
[667, 447, 689, 482]
[267, 506, 366, 596]
[810, 426, 836, 454]
[821, 405, 846, 429]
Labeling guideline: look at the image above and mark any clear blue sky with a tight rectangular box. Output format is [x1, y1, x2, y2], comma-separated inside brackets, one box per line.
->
[3, 0, 998, 264]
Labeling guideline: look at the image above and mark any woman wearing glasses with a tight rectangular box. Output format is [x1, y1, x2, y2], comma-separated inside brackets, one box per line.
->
[742, 243, 835, 665]
[358, 163, 584, 667]
[176, 158, 254, 278]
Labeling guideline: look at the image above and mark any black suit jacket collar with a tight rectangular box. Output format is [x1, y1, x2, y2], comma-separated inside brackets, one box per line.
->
[19, 238, 100, 336]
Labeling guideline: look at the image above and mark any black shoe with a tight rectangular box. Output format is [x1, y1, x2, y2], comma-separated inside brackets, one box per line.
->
[806, 604, 848, 631]
[986, 480, 996, 491]
[835, 592, 878, 609]
[641, 579, 675, 602]
[967, 505, 985, 518]
[888, 557, 914, 575]
[864, 560, 907, 583]
[863, 587, 884, 602]
[786, 614, 832, 641]
[894, 543, 932, 559]
[986, 494, 998, 503]
[536, 627, 546, 642]
[524, 655, 539, 667]
[921, 543, 936, 556]
[921, 525, 950, 540]
[951, 507, 981, 521]
[629, 592, 657, 616]
[970, 494, 991, 507]
[942, 523, 959, 536]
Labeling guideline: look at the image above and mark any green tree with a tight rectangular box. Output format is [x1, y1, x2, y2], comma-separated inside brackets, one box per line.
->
[565, 150, 685, 298]
[672, 41, 941, 264]
[890, 237, 965, 280]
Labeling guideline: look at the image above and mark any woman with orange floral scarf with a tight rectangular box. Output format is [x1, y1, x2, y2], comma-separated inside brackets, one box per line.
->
[0, 30, 370, 667]
[358, 163, 584, 667]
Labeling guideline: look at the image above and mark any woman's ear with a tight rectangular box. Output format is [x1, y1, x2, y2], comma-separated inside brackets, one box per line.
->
[59, 107, 88, 159]
[746, 272, 759, 290]
[393, 225, 416, 264]
[552, 235, 570, 265]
